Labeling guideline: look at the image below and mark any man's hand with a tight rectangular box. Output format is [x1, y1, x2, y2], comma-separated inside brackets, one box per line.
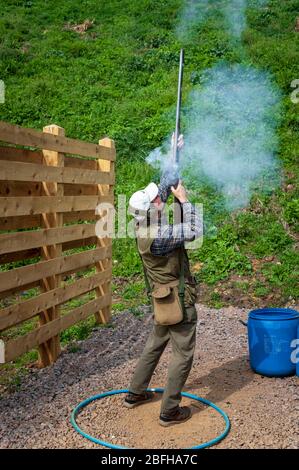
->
[171, 133, 184, 151]
[171, 181, 188, 203]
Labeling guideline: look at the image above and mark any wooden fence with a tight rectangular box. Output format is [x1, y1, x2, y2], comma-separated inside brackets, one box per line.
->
[0, 121, 115, 367]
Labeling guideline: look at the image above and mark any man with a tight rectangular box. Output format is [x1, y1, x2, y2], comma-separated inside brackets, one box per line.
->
[125, 143, 202, 427]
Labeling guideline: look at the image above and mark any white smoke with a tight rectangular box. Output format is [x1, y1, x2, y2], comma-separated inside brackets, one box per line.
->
[176, 0, 269, 41]
[181, 63, 281, 209]
[147, 63, 281, 210]
[225, 0, 247, 39]
[146, 0, 281, 211]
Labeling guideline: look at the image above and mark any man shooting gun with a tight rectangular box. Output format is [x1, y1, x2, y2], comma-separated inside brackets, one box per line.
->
[125, 129, 202, 426]
[124, 49, 202, 426]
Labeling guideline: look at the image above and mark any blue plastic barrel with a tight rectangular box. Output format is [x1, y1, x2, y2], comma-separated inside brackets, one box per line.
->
[247, 308, 299, 377]
[296, 326, 299, 377]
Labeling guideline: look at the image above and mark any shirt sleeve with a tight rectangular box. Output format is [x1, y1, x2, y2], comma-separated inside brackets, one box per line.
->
[150, 202, 202, 256]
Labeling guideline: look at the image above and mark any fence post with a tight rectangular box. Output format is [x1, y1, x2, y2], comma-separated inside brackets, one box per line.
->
[38, 124, 65, 366]
[95, 137, 115, 324]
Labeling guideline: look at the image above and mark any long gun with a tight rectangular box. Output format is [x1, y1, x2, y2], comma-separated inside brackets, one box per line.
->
[159, 49, 184, 203]
[173, 48, 184, 165]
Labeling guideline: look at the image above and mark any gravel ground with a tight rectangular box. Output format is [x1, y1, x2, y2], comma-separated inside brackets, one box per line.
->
[0, 304, 298, 449]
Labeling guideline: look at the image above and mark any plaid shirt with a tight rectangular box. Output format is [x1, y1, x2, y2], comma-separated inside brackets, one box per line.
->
[150, 202, 202, 256]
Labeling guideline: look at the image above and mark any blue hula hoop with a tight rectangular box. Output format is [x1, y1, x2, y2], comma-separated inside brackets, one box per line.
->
[71, 388, 230, 449]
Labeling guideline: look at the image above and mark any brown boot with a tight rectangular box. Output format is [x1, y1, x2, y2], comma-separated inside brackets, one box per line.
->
[159, 406, 192, 427]
[124, 391, 155, 408]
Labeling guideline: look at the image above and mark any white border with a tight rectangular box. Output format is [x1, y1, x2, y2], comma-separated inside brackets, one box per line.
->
[0, 340, 5, 364]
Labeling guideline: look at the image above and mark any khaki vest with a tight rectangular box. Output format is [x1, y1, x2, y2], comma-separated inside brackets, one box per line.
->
[136, 225, 192, 289]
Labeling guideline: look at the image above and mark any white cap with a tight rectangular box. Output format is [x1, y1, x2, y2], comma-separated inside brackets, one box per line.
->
[129, 182, 159, 221]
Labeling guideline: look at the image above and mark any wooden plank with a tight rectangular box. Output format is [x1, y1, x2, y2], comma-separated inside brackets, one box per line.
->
[0, 245, 112, 293]
[0, 181, 41, 197]
[0, 194, 113, 217]
[2, 294, 111, 363]
[0, 147, 99, 169]
[0, 248, 39, 265]
[64, 211, 96, 224]
[0, 147, 101, 169]
[0, 223, 97, 254]
[65, 156, 97, 170]
[0, 236, 98, 265]
[64, 183, 97, 196]
[0, 121, 115, 161]
[0, 146, 43, 164]
[0, 267, 112, 331]
[0, 159, 115, 186]
[0, 281, 40, 301]
[39, 124, 64, 366]
[63, 236, 97, 252]
[0, 210, 97, 230]
[0, 215, 40, 231]
[95, 137, 115, 324]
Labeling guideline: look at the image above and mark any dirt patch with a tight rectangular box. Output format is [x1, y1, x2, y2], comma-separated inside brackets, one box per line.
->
[77, 394, 224, 449]
[63, 20, 94, 35]
[0, 304, 298, 449]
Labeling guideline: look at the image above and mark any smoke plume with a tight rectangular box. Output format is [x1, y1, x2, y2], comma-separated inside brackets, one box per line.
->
[182, 63, 281, 209]
[176, 0, 269, 41]
[146, 0, 281, 212]
[147, 63, 281, 210]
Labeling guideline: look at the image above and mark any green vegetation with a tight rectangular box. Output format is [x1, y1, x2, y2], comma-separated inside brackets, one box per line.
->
[0, 1, 298, 382]
[1, 0, 297, 299]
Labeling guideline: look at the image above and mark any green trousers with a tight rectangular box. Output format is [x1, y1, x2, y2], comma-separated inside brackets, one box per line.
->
[129, 306, 197, 413]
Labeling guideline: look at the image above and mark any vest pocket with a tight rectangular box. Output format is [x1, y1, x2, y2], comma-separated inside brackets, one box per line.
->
[152, 285, 183, 326]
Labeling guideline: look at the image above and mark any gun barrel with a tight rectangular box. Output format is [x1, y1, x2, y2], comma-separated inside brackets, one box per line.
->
[173, 49, 184, 164]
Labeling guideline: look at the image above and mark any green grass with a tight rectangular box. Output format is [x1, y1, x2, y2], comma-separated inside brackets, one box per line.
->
[0, 0, 298, 291]
[254, 282, 271, 297]
[0, 1, 298, 379]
